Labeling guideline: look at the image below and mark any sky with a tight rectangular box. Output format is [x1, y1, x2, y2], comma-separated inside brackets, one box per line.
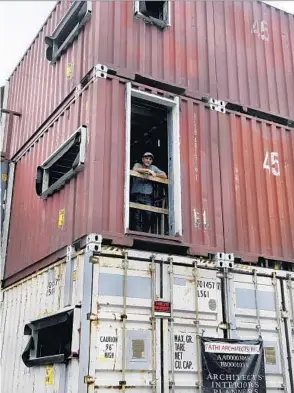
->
[0, 1, 293, 86]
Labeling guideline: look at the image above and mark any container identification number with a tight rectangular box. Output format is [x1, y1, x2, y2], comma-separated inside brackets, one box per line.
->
[251, 20, 269, 42]
[197, 280, 219, 298]
[46, 278, 59, 296]
[263, 152, 280, 177]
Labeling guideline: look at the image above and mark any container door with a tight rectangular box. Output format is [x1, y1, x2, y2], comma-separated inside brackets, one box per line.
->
[229, 269, 293, 393]
[163, 261, 224, 393]
[89, 255, 161, 393]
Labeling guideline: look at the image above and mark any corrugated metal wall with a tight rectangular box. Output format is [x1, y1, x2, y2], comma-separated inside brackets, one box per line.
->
[84, 0, 294, 119]
[5, 97, 81, 280]
[2, 248, 294, 393]
[5, 1, 294, 160]
[74, 78, 127, 239]
[4, 76, 294, 284]
[219, 113, 294, 262]
[1, 257, 83, 393]
[75, 78, 225, 255]
[6, 0, 84, 156]
[213, 1, 294, 119]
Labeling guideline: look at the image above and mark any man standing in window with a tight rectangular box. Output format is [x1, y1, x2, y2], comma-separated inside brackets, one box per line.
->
[131, 152, 167, 233]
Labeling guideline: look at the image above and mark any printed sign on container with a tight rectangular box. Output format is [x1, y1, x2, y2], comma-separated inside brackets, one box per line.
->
[201, 338, 266, 393]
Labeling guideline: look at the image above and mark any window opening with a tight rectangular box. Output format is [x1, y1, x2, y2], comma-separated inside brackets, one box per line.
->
[22, 310, 74, 367]
[141, 2, 165, 20]
[134, 1, 170, 28]
[36, 125, 87, 199]
[45, 1, 92, 63]
[48, 141, 80, 187]
[37, 322, 72, 358]
[125, 85, 182, 238]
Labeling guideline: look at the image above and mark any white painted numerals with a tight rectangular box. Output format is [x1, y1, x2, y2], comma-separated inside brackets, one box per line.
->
[263, 152, 280, 176]
[251, 20, 269, 41]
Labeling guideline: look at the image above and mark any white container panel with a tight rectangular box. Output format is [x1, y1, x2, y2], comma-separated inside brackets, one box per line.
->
[88, 256, 223, 393]
[1, 247, 293, 393]
[1, 256, 84, 393]
[231, 270, 294, 393]
[164, 264, 223, 393]
[89, 256, 158, 393]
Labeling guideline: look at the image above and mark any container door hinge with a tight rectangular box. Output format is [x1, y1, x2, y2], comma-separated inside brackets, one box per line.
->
[214, 252, 234, 269]
[281, 310, 289, 320]
[94, 63, 108, 79]
[90, 255, 100, 264]
[87, 313, 99, 321]
[169, 381, 175, 389]
[209, 98, 227, 113]
[84, 375, 95, 384]
[218, 322, 230, 330]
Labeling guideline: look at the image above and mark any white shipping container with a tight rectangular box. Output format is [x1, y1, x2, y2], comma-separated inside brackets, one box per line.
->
[1, 241, 293, 393]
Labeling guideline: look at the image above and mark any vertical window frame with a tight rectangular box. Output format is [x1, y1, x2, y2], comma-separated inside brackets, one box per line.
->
[124, 83, 182, 237]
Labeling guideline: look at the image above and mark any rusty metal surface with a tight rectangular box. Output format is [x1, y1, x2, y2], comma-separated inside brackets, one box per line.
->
[6, 0, 84, 157]
[83, 1, 294, 119]
[219, 112, 294, 262]
[75, 78, 127, 240]
[5, 77, 224, 282]
[5, 97, 81, 280]
[5, 1, 293, 162]
[75, 77, 224, 255]
[4, 76, 294, 284]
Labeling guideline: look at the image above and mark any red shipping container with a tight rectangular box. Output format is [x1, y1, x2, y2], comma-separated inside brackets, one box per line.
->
[4, 1, 294, 160]
[82, 0, 294, 119]
[4, 76, 293, 286]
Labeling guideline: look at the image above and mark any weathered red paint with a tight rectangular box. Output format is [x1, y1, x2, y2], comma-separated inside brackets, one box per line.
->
[5, 97, 81, 280]
[82, 0, 294, 119]
[5, 76, 293, 285]
[4, 1, 294, 161]
[219, 112, 294, 263]
[5, 0, 84, 157]
[75, 78, 225, 255]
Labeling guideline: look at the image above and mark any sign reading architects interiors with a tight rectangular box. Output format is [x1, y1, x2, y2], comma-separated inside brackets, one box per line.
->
[201, 338, 266, 393]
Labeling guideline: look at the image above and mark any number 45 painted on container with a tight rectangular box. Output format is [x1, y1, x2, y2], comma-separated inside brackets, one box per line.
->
[263, 152, 280, 176]
[251, 20, 269, 41]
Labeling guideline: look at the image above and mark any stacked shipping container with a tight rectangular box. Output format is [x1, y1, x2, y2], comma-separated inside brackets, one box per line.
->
[1, 247, 294, 393]
[3, 1, 294, 158]
[1, 1, 294, 392]
[4, 75, 294, 285]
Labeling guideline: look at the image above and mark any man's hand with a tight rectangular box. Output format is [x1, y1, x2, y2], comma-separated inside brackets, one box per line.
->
[141, 169, 155, 176]
[147, 170, 156, 177]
